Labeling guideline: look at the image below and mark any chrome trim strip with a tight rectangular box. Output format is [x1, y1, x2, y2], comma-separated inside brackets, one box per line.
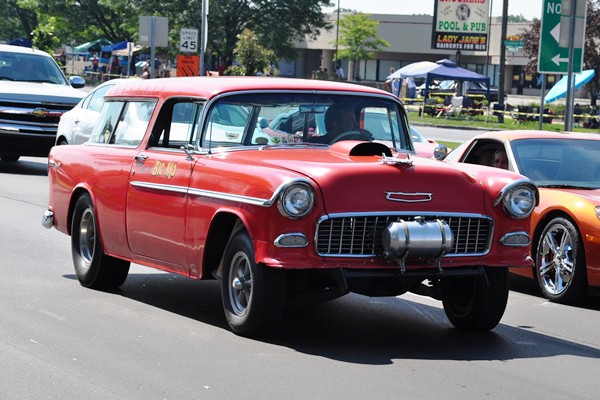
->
[130, 177, 315, 208]
[130, 181, 189, 195]
[188, 187, 272, 206]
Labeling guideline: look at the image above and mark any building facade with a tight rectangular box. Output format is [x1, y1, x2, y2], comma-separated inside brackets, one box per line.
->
[292, 13, 555, 97]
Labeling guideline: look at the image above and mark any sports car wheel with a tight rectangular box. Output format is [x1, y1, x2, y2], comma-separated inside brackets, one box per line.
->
[221, 230, 285, 337]
[442, 267, 509, 331]
[71, 193, 130, 290]
[535, 217, 586, 304]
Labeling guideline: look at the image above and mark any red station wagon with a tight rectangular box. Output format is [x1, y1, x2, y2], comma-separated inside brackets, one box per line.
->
[43, 77, 538, 337]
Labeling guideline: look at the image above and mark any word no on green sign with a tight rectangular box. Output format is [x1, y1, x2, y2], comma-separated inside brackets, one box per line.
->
[538, 0, 585, 74]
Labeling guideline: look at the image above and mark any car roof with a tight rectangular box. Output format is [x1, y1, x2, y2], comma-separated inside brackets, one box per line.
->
[0, 44, 52, 58]
[473, 130, 600, 142]
[105, 76, 396, 100]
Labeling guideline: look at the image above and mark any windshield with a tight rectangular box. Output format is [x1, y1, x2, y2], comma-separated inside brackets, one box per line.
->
[201, 93, 412, 151]
[0, 51, 68, 84]
[512, 138, 600, 189]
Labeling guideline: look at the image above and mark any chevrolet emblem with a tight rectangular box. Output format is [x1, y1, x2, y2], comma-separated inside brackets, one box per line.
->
[32, 108, 50, 118]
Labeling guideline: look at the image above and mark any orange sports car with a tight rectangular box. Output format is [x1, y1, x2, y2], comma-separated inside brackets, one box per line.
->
[445, 130, 600, 303]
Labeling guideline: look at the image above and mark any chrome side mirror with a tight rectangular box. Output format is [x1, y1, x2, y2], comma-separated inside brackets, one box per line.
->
[433, 144, 449, 160]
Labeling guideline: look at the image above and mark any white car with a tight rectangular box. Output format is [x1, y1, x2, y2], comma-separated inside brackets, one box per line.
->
[56, 78, 136, 145]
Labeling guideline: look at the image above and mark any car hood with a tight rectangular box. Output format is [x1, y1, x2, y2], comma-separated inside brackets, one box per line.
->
[223, 141, 515, 215]
[0, 81, 86, 104]
[540, 187, 600, 203]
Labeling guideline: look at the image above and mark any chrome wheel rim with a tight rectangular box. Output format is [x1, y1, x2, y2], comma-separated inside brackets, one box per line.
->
[78, 208, 96, 270]
[538, 224, 574, 296]
[228, 251, 253, 316]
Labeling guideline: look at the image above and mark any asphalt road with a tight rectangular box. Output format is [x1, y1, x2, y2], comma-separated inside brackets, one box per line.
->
[1, 157, 600, 400]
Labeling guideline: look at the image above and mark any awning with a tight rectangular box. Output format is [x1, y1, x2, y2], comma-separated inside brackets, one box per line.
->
[74, 39, 112, 53]
[100, 41, 128, 53]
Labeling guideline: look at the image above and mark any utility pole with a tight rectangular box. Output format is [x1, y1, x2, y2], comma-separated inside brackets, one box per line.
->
[497, 0, 509, 123]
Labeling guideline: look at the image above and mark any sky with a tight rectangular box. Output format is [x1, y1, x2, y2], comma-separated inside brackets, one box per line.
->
[323, 0, 545, 20]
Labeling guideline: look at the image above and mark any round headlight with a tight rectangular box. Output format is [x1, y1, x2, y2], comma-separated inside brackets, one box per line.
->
[501, 183, 537, 219]
[278, 183, 314, 219]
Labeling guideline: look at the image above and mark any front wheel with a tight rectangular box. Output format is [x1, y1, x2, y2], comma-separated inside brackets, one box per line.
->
[442, 267, 509, 331]
[221, 230, 285, 337]
[535, 217, 586, 304]
[71, 193, 130, 290]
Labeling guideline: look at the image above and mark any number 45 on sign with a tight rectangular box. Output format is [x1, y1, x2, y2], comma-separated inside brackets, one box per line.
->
[180, 28, 198, 53]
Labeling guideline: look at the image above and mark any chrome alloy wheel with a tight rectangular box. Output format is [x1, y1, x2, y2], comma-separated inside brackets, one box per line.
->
[538, 223, 574, 296]
[228, 251, 254, 316]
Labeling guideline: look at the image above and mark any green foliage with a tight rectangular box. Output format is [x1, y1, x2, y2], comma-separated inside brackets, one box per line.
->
[336, 12, 389, 62]
[31, 15, 62, 53]
[233, 29, 273, 76]
[507, 14, 529, 23]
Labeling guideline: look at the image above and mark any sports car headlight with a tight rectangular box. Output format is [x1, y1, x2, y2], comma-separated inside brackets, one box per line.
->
[494, 179, 538, 219]
[277, 183, 315, 219]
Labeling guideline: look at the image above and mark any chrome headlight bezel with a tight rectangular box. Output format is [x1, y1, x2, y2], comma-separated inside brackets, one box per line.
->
[494, 179, 538, 219]
[277, 182, 315, 219]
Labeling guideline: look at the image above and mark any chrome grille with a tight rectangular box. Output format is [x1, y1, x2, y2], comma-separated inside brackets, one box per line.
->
[316, 214, 492, 257]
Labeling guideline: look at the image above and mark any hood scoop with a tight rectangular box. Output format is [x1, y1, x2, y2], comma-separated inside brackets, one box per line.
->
[330, 141, 393, 157]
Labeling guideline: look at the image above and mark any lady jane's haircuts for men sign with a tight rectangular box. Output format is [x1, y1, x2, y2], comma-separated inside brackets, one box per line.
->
[431, 0, 490, 51]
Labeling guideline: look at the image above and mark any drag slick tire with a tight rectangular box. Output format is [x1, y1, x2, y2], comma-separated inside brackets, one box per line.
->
[221, 230, 285, 337]
[71, 193, 130, 290]
[442, 267, 509, 331]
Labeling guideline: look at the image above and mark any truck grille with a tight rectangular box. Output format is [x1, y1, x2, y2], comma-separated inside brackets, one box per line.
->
[0, 100, 73, 134]
[316, 214, 493, 257]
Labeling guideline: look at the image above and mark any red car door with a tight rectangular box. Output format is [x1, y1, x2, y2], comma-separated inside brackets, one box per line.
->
[126, 150, 195, 274]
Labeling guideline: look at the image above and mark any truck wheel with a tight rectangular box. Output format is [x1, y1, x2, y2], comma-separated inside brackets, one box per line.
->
[442, 267, 509, 331]
[71, 193, 130, 290]
[221, 230, 285, 337]
[535, 217, 586, 304]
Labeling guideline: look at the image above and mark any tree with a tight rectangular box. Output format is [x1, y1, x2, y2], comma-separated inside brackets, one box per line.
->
[335, 12, 389, 81]
[232, 29, 273, 76]
[207, 0, 332, 68]
[521, 0, 600, 105]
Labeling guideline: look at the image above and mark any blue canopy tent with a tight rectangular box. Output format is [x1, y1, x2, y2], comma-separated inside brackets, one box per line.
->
[388, 59, 491, 102]
[100, 41, 128, 64]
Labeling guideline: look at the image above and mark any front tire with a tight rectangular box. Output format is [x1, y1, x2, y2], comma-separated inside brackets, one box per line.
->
[221, 230, 285, 337]
[442, 267, 509, 331]
[71, 193, 130, 290]
[535, 217, 586, 304]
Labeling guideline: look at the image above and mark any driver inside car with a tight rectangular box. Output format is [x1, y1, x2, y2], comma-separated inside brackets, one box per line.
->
[308, 103, 372, 144]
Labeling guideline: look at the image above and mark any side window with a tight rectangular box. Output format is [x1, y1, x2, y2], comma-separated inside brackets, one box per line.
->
[203, 103, 251, 147]
[112, 100, 156, 147]
[89, 101, 124, 144]
[149, 99, 203, 149]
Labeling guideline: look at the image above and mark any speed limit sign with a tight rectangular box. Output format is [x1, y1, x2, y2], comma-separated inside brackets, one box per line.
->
[180, 28, 198, 53]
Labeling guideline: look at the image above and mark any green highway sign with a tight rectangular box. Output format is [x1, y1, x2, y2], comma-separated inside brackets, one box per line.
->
[538, 0, 585, 74]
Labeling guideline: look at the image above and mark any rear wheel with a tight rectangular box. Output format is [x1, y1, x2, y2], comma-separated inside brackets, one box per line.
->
[71, 193, 130, 290]
[535, 217, 586, 304]
[221, 230, 285, 337]
[442, 267, 509, 331]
